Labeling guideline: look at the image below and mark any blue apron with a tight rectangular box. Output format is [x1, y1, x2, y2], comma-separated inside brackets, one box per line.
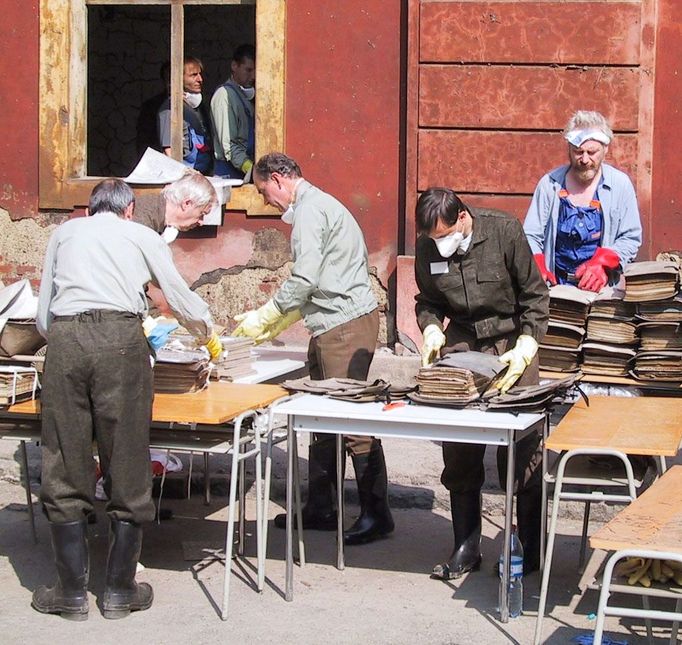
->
[554, 187, 603, 285]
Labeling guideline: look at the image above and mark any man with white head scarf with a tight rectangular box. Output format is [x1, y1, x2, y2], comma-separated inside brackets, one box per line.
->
[524, 110, 642, 292]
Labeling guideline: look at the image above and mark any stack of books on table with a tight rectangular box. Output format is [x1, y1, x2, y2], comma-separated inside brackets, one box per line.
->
[623, 261, 680, 302]
[210, 336, 256, 381]
[582, 286, 638, 376]
[153, 347, 210, 393]
[539, 285, 597, 372]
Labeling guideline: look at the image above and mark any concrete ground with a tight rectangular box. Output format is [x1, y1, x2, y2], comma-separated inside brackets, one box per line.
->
[1, 431, 678, 645]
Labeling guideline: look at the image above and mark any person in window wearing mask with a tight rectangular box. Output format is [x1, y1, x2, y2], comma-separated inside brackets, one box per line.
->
[233, 152, 394, 545]
[414, 188, 549, 579]
[157, 56, 213, 175]
[210, 44, 256, 180]
[524, 110, 642, 292]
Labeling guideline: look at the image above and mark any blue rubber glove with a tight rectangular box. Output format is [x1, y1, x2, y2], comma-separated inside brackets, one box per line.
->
[146, 322, 179, 351]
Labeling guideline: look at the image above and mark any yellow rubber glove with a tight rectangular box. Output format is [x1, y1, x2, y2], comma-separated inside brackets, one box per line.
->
[203, 330, 223, 362]
[421, 324, 446, 368]
[233, 299, 285, 340]
[255, 309, 302, 344]
[495, 335, 539, 393]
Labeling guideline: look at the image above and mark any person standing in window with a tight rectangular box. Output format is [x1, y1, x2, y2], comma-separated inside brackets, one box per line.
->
[157, 56, 214, 175]
[524, 110, 642, 292]
[210, 44, 256, 180]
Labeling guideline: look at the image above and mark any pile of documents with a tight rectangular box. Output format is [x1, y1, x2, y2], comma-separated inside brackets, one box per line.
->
[0, 280, 45, 357]
[631, 350, 682, 382]
[623, 261, 680, 302]
[210, 336, 256, 381]
[581, 286, 638, 376]
[153, 347, 210, 393]
[539, 285, 596, 372]
[411, 352, 506, 406]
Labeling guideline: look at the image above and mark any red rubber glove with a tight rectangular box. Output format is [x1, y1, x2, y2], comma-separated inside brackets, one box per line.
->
[533, 254, 557, 285]
[575, 247, 620, 292]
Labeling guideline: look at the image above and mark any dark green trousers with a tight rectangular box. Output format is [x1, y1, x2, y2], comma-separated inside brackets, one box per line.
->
[40, 310, 155, 524]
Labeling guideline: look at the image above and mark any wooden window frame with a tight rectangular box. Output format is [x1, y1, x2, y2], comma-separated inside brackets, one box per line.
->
[39, 0, 285, 215]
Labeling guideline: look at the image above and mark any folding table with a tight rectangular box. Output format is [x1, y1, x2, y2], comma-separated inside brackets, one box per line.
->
[271, 394, 545, 622]
[0, 381, 288, 620]
[589, 465, 682, 645]
[534, 396, 682, 644]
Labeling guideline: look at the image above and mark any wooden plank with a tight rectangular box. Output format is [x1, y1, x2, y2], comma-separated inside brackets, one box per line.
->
[420, 1, 642, 65]
[417, 130, 638, 194]
[405, 0, 421, 254]
[590, 465, 682, 553]
[39, 0, 70, 208]
[419, 65, 641, 131]
[546, 396, 682, 456]
[8, 382, 288, 426]
[170, 4, 184, 162]
[540, 371, 682, 391]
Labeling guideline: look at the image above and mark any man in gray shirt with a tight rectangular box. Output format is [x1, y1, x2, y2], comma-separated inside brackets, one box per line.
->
[33, 179, 221, 621]
[233, 152, 393, 545]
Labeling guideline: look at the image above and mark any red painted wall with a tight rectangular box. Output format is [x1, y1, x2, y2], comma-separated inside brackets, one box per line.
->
[284, 1, 402, 283]
[651, 0, 682, 256]
[0, 2, 39, 218]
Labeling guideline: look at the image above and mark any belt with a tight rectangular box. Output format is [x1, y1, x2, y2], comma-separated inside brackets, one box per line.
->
[53, 310, 142, 323]
[554, 267, 579, 286]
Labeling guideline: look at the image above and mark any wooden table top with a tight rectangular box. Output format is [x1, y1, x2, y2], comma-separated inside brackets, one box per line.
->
[546, 395, 682, 456]
[590, 465, 682, 553]
[7, 381, 288, 425]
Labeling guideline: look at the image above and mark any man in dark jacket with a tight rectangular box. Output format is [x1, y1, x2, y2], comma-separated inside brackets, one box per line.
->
[414, 188, 549, 578]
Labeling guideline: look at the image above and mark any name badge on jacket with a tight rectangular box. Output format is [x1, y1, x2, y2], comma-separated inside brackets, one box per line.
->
[430, 261, 449, 275]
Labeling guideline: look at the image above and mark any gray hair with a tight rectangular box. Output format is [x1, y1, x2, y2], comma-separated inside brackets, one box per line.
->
[161, 171, 217, 209]
[89, 178, 135, 216]
[254, 152, 302, 181]
[563, 110, 614, 141]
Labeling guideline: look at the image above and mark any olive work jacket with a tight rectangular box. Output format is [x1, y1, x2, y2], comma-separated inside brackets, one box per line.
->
[415, 207, 549, 344]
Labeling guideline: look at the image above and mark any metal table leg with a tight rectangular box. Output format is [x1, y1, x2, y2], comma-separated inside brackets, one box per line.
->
[285, 416, 295, 602]
[336, 433, 345, 571]
[20, 440, 37, 544]
[500, 428, 515, 623]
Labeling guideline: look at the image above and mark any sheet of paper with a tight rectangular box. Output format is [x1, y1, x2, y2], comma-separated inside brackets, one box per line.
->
[125, 148, 187, 184]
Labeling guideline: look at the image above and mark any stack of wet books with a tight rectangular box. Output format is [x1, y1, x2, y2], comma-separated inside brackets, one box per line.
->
[153, 347, 210, 393]
[539, 285, 597, 372]
[210, 336, 256, 381]
[623, 261, 680, 302]
[0, 365, 40, 406]
[582, 286, 638, 377]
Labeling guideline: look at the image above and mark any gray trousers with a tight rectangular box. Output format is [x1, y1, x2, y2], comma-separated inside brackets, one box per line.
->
[40, 310, 155, 524]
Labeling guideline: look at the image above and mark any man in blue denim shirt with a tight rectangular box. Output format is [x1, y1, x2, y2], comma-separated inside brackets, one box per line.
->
[524, 111, 642, 292]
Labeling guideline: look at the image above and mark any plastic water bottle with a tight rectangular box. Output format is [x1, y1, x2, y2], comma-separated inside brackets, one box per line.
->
[498, 525, 524, 618]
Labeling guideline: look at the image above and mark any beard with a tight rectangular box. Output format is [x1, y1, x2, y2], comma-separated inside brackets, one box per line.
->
[572, 164, 599, 184]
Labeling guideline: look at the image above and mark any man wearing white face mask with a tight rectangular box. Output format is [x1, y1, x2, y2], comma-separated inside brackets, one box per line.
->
[157, 56, 213, 175]
[210, 44, 256, 180]
[234, 152, 394, 545]
[414, 187, 549, 579]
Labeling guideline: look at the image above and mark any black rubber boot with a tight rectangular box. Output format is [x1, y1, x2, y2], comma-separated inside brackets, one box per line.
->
[32, 520, 89, 620]
[517, 484, 542, 574]
[274, 440, 340, 531]
[431, 491, 482, 580]
[102, 520, 153, 619]
[344, 445, 394, 545]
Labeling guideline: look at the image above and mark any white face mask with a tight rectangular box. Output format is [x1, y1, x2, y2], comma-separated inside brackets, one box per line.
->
[183, 91, 202, 109]
[240, 85, 255, 101]
[281, 205, 294, 225]
[433, 231, 464, 258]
[161, 226, 179, 244]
